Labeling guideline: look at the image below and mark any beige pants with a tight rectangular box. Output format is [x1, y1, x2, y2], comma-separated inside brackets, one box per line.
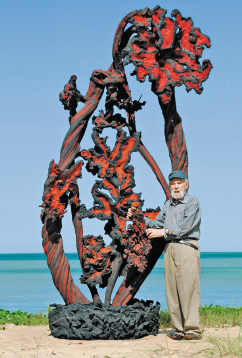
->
[164, 240, 202, 336]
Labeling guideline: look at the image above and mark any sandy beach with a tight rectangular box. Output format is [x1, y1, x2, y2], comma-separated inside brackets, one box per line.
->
[0, 324, 240, 358]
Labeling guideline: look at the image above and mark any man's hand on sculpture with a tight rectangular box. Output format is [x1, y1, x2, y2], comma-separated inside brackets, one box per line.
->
[146, 228, 166, 238]
[126, 207, 138, 219]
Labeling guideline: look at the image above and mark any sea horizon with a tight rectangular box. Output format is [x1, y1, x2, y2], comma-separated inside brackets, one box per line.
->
[1, 251, 242, 258]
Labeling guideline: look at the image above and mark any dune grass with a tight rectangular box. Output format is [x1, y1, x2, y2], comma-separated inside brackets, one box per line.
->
[200, 304, 242, 328]
[1, 304, 242, 329]
[0, 308, 49, 326]
[159, 304, 242, 330]
[199, 328, 242, 358]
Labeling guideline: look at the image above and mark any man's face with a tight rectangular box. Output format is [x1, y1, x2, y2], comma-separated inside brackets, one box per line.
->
[169, 178, 189, 200]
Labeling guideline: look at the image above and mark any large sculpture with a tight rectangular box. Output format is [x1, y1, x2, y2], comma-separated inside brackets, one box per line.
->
[41, 6, 212, 339]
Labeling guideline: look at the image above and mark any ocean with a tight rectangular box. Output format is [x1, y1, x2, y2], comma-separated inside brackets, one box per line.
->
[1, 253, 242, 314]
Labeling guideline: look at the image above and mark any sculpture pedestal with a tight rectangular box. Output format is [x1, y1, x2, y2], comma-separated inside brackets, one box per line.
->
[49, 300, 160, 340]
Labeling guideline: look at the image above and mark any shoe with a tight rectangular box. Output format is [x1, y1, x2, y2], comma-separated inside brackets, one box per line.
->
[166, 333, 183, 340]
[184, 333, 202, 340]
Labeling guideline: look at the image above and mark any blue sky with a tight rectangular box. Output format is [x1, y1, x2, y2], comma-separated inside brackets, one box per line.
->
[0, 0, 241, 252]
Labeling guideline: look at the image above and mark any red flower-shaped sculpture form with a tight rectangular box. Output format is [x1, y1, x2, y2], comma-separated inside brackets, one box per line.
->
[121, 7, 212, 103]
[41, 160, 83, 221]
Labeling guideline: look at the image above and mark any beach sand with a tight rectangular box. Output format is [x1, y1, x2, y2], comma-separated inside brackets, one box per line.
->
[0, 324, 240, 358]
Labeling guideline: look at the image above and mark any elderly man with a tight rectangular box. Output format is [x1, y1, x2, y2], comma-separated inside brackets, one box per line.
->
[127, 170, 202, 340]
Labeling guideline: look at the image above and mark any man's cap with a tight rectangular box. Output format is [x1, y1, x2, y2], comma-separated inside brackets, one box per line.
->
[168, 171, 188, 181]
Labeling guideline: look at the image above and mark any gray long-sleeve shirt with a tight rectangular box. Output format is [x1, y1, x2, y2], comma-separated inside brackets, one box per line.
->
[144, 194, 201, 241]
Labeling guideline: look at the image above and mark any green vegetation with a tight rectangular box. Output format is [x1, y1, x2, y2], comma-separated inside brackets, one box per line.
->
[1, 304, 242, 328]
[159, 309, 171, 329]
[0, 308, 49, 326]
[159, 304, 242, 329]
[200, 304, 242, 328]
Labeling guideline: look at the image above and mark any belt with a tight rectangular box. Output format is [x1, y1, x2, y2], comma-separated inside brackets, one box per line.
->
[168, 239, 198, 250]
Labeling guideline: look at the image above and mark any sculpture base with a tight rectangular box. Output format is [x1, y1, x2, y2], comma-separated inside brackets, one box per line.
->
[48, 299, 160, 340]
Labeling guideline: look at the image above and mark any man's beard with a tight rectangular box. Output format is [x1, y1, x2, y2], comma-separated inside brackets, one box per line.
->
[170, 186, 187, 200]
